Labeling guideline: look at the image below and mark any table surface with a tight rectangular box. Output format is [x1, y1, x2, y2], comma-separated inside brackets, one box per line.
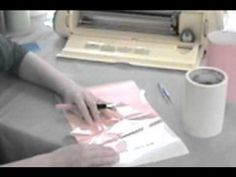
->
[0, 14, 236, 167]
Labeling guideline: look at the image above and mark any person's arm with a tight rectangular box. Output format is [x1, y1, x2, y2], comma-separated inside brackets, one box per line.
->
[0, 35, 99, 125]
[0, 37, 119, 167]
[18, 52, 100, 125]
[1, 144, 119, 167]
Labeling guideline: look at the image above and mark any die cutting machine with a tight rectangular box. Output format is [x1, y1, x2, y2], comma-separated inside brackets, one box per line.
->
[53, 10, 225, 71]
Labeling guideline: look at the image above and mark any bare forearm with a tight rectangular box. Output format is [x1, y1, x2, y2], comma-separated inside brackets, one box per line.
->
[18, 52, 76, 97]
[17, 51, 100, 125]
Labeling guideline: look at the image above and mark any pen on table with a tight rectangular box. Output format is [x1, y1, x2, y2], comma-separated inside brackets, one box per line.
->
[157, 82, 173, 104]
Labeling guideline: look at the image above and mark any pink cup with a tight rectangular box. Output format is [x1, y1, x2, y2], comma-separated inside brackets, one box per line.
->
[207, 31, 236, 102]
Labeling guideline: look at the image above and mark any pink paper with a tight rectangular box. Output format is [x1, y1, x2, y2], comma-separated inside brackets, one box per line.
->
[207, 31, 236, 102]
[57, 81, 160, 152]
[87, 81, 156, 114]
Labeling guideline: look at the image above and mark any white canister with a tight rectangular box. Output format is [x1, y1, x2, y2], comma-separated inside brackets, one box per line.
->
[182, 67, 228, 138]
[5, 10, 31, 34]
[207, 31, 236, 103]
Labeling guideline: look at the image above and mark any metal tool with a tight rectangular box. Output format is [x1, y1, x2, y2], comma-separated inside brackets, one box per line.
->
[157, 83, 173, 104]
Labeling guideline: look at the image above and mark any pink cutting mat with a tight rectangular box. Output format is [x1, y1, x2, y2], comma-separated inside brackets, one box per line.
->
[59, 80, 160, 152]
[207, 31, 236, 102]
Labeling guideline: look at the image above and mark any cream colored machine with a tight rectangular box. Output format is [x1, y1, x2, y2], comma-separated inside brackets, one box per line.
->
[54, 11, 225, 71]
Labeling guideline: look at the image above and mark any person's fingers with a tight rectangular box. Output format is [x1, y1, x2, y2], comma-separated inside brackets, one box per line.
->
[86, 144, 117, 154]
[91, 155, 119, 166]
[101, 109, 123, 120]
[88, 92, 100, 101]
[96, 98, 107, 104]
[75, 98, 93, 125]
[85, 145, 119, 166]
[84, 94, 100, 121]
[100, 110, 110, 119]
[55, 104, 75, 110]
[68, 108, 83, 118]
[65, 144, 119, 167]
[103, 147, 119, 157]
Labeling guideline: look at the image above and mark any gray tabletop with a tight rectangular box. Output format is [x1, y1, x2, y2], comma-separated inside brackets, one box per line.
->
[0, 14, 236, 167]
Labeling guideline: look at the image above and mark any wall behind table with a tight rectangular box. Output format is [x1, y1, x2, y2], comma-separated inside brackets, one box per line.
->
[0, 11, 6, 34]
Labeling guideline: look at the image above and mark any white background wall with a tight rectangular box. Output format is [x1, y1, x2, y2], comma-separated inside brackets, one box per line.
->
[224, 11, 236, 32]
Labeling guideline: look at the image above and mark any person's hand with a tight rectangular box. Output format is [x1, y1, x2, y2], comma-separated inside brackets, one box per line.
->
[49, 144, 119, 167]
[62, 82, 101, 125]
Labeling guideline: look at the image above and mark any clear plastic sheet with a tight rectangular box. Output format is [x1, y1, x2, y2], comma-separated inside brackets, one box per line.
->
[65, 105, 159, 153]
[56, 81, 189, 166]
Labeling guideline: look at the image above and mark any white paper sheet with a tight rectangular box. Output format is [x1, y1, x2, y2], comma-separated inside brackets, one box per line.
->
[114, 122, 189, 167]
[58, 80, 189, 166]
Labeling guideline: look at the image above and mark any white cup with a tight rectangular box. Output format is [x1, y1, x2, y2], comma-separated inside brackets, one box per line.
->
[5, 10, 31, 35]
[182, 67, 228, 138]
